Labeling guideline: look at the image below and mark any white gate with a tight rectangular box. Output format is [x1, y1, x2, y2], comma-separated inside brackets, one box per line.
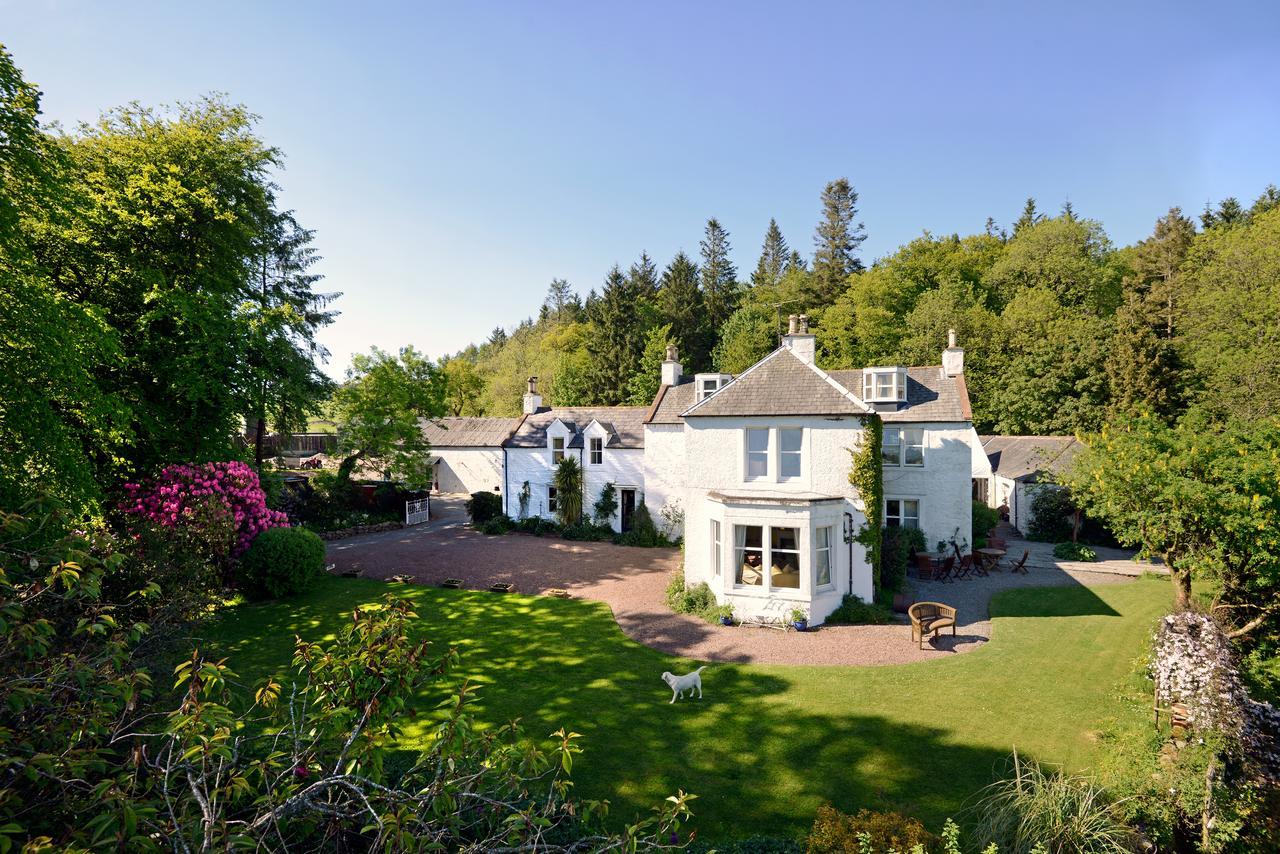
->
[405, 497, 430, 526]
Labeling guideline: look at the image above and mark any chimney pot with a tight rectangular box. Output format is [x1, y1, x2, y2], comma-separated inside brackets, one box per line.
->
[788, 314, 799, 335]
[947, 328, 957, 348]
[782, 310, 816, 364]
[798, 314, 809, 334]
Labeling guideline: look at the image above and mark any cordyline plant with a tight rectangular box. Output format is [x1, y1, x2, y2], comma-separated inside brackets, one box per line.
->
[0, 506, 695, 850]
[121, 461, 289, 559]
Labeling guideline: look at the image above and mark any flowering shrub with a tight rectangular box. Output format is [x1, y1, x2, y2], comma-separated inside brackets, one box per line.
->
[122, 461, 289, 558]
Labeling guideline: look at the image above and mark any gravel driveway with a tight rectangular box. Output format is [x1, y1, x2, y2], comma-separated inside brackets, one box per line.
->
[326, 499, 1142, 666]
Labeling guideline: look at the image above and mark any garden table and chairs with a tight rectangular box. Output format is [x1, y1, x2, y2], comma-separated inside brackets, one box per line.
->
[977, 547, 1007, 573]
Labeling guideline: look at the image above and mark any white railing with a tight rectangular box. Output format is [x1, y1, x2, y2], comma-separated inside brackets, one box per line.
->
[405, 497, 430, 526]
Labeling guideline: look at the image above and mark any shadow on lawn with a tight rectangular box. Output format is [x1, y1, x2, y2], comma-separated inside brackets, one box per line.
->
[200, 578, 1020, 838]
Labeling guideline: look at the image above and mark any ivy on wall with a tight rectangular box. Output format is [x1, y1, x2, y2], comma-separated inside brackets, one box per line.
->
[847, 415, 884, 594]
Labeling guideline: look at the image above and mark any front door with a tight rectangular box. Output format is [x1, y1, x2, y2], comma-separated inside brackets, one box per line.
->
[620, 488, 637, 532]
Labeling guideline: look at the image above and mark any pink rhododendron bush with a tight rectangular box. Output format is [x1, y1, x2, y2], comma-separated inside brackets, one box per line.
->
[122, 461, 290, 560]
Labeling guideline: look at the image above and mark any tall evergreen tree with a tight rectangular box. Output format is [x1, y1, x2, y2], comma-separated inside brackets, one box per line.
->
[810, 178, 866, 305]
[487, 327, 508, 348]
[584, 265, 645, 405]
[699, 218, 738, 334]
[1201, 196, 1245, 229]
[750, 218, 790, 288]
[1012, 197, 1042, 234]
[1105, 293, 1181, 421]
[786, 249, 807, 272]
[627, 252, 660, 301]
[541, 278, 579, 323]
[1128, 207, 1195, 337]
[625, 323, 675, 405]
[656, 251, 710, 372]
[1250, 184, 1280, 218]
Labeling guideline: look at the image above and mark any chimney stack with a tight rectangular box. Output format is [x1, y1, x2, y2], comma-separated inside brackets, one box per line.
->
[942, 329, 964, 377]
[660, 344, 683, 387]
[782, 312, 816, 364]
[522, 376, 543, 414]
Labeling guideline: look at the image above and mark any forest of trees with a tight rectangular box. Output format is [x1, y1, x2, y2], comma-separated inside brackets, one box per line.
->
[442, 179, 1280, 437]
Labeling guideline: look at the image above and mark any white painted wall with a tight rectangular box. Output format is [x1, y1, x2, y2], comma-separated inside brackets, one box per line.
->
[642, 424, 687, 537]
[882, 421, 974, 553]
[676, 414, 874, 624]
[431, 448, 504, 495]
[504, 443, 644, 532]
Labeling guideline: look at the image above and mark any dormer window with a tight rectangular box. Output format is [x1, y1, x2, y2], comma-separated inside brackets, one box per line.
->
[863, 367, 907, 403]
[551, 436, 565, 463]
[695, 373, 733, 403]
[589, 436, 603, 465]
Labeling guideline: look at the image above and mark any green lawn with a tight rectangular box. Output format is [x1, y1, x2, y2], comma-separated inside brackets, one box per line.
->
[198, 574, 1170, 840]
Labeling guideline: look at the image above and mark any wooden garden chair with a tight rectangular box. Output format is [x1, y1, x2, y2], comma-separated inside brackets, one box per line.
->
[932, 555, 955, 583]
[909, 601, 958, 649]
[1009, 549, 1031, 575]
[953, 553, 974, 580]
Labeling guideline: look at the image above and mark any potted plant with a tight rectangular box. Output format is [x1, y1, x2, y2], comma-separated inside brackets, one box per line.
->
[717, 604, 734, 626]
[789, 607, 808, 632]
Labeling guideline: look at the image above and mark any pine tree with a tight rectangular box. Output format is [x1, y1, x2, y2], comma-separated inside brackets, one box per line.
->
[1201, 196, 1244, 229]
[657, 251, 710, 372]
[625, 323, 675, 405]
[1251, 184, 1280, 218]
[627, 252, 660, 301]
[1128, 207, 1196, 337]
[750, 218, 790, 288]
[487, 327, 507, 348]
[1105, 293, 1181, 421]
[786, 249, 807, 272]
[810, 178, 866, 305]
[699, 218, 738, 334]
[542, 278, 580, 322]
[584, 265, 645, 405]
[1012, 197, 1042, 234]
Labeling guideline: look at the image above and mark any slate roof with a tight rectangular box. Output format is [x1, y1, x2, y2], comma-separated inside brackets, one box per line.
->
[827, 367, 973, 423]
[506, 406, 647, 449]
[980, 435, 1083, 481]
[645, 379, 697, 425]
[419, 416, 524, 448]
[681, 349, 871, 418]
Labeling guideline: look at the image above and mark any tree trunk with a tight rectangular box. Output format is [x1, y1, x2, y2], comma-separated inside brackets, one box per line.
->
[1173, 568, 1192, 609]
[253, 412, 266, 468]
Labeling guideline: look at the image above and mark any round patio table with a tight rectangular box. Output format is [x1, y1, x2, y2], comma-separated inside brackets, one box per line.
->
[977, 547, 1007, 572]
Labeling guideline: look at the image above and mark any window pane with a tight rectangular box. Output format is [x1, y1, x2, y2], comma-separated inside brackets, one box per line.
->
[885, 499, 900, 527]
[876, 373, 893, 397]
[712, 520, 721, 576]
[881, 444, 900, 466]
[815, 526, 832, 587]
[735, 525, 763, 586]
[747, 429, 769, 452]
[770, 527, 800, 589]
[780, 453, 801, 478]
[903, 500, 920, 529]
[780, 428, 802, 452]
[746, 429, 769, 477]
[904, 445, 923, 466]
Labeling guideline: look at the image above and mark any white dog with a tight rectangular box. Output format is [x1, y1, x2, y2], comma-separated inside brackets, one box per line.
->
[661, 666, 707, 703]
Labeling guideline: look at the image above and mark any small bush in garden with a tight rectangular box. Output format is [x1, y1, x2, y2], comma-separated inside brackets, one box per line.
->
[237, 526, 325, 599]
[616, 501, 672, 547]
[807, 804, 937, 853]
[973, 500, 1001, 544]
[665, 572, 723, 622]
[479, 515, 514, 535]
[1053, 541, 1097, 561]
[825, 594, 896, 625]
[881, 525, 927, 593]
[1027, 486, 1077, 542]
[592, 482, 618, 526]
[685, 836, 803, 854]
[512, 516, 561, 536]
[561, 521, 613, 541]
[466, 491, 503, 524]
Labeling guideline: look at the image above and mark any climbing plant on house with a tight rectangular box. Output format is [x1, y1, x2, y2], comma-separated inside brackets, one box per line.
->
[848, 416, 885, 594]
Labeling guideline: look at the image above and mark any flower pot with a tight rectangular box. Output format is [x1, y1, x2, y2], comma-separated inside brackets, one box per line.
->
[720, 616, 734, 627]
[793, 620, 808, 632]
[892, 592, 913, 614]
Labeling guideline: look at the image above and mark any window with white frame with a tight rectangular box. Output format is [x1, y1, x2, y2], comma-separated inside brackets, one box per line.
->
[547, 486, 558, 514]
[551, 436, 565, 464]
[885, 498, 920, 529]
[699, 377, 719, 401]
[815, 526, 833, 588]
[770, 527, 800, 588]
[882, 427, 925, 467]
[779, 428, 803, 478]
[734, 525, 764, 586]
[863, 367, 907, 403]
[711, 519, 722, 577]
[745, 428, 769, 478]
[588, 436, 603, 465]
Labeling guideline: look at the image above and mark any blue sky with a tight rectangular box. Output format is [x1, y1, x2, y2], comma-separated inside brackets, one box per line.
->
[5, 1, 1279, 377]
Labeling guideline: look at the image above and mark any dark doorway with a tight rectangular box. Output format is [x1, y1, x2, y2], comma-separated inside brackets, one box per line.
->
[972, 477, 989, 505]
[620, 488, 637, 532]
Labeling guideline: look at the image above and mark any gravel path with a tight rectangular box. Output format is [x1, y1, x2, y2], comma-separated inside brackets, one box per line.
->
[326, 499, 1145, 667]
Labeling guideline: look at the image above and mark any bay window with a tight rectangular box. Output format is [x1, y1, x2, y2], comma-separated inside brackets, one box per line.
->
[711, 519, 722, 577]
[770, 527, 800, 588]
[735, 525, 764, 586]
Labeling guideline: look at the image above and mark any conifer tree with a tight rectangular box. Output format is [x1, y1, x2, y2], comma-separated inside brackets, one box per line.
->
[542, 278, 580, 322]
[810, 178, 866, 305]
[1105, 293, 1181, 421]
[628, 252, 660, 301]
[1128, 207, 1195, 337]
[699, 218, 738, 334]
[585, 265, 645, 405]
[625, 323, 675, 405]
[751, 218, 790, 288]
[1012, 197, 1042, 234]
[657, 251, 710, 372]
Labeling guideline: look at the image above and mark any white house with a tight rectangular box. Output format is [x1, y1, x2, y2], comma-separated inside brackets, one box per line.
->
[500, 378, 649, 532]
[419, 417, 523, 494]
[972, 434, 1082, 534]
[420, 322, 984, 626]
